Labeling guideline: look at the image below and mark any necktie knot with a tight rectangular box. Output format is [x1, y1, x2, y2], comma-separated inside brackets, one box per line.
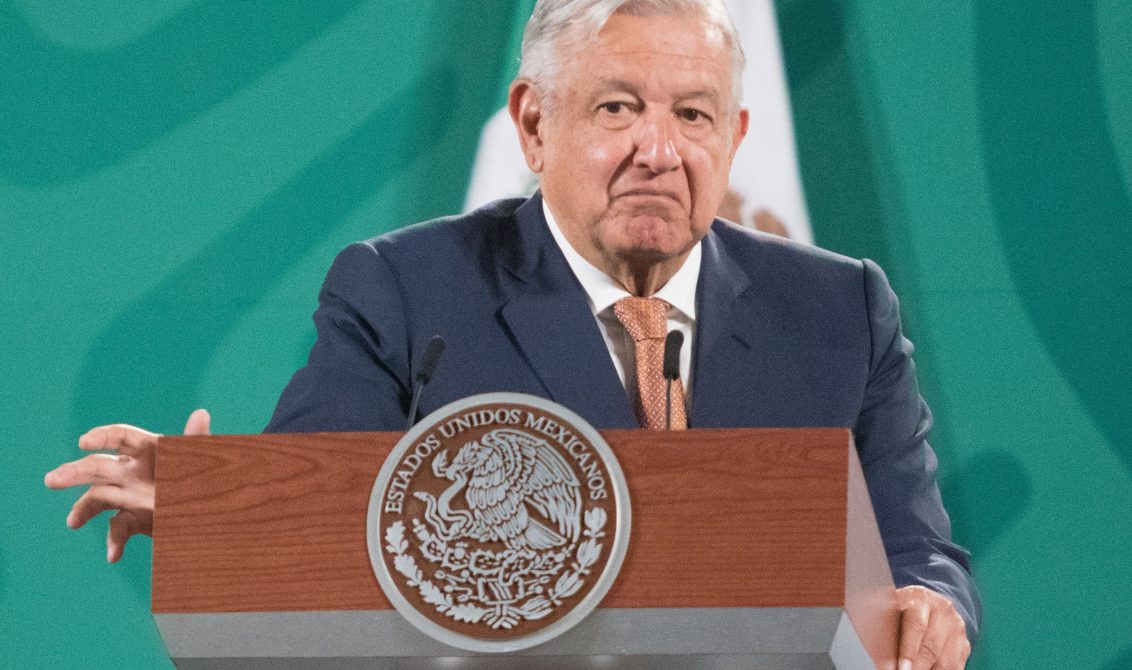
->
[613, 296, 670, 342]
[612, 296, 686, 430]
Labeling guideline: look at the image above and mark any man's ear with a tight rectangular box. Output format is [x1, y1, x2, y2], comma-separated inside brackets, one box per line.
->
[509, 79, 546, 173]
[729, 106, 750, 162]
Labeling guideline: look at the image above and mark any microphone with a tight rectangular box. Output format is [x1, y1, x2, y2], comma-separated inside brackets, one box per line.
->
[405, 335, 446, 431]
[663, 330, 683, 430]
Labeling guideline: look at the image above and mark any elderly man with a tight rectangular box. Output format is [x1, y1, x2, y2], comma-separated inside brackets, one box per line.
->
[47, 0, 979, 667]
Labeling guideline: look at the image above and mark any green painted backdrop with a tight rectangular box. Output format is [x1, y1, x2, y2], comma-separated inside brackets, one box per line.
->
[2, 1, 1129, 667]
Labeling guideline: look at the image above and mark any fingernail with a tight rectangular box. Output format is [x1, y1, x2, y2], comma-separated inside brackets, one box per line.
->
[899, 660, 912, 670]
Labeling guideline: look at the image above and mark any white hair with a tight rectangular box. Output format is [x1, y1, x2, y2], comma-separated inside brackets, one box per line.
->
[518, 0, 746, 112]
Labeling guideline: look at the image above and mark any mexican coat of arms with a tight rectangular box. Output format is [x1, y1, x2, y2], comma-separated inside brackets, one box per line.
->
[368, 393, 630, 652]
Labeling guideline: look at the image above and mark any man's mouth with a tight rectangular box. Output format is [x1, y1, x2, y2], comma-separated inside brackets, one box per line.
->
[615, 189, 681, 203]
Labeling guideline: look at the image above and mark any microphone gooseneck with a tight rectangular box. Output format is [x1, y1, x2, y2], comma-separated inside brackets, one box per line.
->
[405, 335, 446, 431]
[663, 330, 684, 430]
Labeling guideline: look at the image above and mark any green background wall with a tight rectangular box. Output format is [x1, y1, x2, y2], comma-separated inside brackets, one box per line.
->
[2, 1, 1129, 667]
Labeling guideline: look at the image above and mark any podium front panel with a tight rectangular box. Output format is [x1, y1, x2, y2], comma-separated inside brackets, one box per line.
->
[153, 428, 895, 668]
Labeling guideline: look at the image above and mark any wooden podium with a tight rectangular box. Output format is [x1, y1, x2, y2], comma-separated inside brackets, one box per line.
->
[152, 428, 898, 669]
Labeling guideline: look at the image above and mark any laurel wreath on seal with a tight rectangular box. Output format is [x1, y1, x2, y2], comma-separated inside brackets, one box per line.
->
[385, 507, 608, 629]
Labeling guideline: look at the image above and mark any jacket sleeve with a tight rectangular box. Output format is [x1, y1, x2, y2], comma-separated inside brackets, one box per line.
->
[264, 241, 411, 433]
[855, 259, 983, 641]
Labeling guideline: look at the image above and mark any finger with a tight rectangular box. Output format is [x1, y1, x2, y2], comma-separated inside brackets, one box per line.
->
[898, 599, 931, 669]
[107, 510, 146, 563]
[910, 609, 948, 670]
[183, 408, 211, 435]
[67, 484, 153, 529]
[78, 424, 160, 456]
[45, 453, 128, 490]
[931, 617, 971, 670]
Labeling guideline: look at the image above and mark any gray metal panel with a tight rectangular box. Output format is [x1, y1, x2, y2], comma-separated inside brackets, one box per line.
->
[829, 613, 875, 669]
[156, 607, 874, 668]
[173, 653, 835, 669]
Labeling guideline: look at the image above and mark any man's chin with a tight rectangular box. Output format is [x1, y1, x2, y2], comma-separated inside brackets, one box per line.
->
[590, 214, 700, 270]
[619, 214, 685, 246]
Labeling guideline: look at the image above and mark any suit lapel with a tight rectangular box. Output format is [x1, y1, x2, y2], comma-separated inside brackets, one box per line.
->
[498, 196, 638, 429]
[689, 225, 766, 427]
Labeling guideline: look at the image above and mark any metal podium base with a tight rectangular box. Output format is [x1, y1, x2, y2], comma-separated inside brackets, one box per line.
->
[157, 607, 875, 669]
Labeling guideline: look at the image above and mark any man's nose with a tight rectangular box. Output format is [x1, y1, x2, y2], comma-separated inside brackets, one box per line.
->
[632, 113, 682, 173]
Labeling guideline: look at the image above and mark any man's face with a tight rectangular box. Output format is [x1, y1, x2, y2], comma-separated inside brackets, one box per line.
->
[520, 12, 748, 275]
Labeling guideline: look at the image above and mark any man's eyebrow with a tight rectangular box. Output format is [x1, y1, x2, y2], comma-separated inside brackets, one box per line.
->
[592, 78, 643, 96]
[673, 89, 723, 106]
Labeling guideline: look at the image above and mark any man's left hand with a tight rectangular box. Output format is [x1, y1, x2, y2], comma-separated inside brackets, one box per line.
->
[895, 585, 970, 669]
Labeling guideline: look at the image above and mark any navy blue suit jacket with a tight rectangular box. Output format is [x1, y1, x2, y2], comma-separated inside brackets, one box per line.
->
[267, 194, 981, 636]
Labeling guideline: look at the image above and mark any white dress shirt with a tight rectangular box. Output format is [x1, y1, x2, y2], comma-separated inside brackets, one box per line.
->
[542, 200, 699, 402]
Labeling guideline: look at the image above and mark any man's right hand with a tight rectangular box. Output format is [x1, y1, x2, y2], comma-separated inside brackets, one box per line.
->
[44, 409, 211, 562]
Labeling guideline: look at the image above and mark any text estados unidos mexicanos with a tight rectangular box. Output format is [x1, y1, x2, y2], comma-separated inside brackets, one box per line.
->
[383, 408, 609, 514]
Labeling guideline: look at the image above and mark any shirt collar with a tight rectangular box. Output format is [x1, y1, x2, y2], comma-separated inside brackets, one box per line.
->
[542, 199, 700, 320]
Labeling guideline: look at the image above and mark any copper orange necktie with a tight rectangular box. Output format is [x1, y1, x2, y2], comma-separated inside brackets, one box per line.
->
[612, 296, 687, 430]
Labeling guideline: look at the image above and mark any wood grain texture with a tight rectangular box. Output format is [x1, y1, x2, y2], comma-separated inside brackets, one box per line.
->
[153, 428, 881, 616]
[600, 429, 849, 608]
[153, 432, 392, 613]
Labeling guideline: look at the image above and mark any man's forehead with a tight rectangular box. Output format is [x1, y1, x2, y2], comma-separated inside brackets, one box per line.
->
[562, 13, 732, 92]
[587, 12, 727, 59]
[591, 45, 727, 69]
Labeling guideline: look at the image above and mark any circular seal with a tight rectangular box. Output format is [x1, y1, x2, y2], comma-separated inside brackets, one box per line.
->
[367, 392, 631, 653]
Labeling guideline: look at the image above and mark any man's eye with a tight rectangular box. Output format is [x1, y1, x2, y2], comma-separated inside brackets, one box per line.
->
[600, 102, 629, 114]
[678, 108, 710, 123]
